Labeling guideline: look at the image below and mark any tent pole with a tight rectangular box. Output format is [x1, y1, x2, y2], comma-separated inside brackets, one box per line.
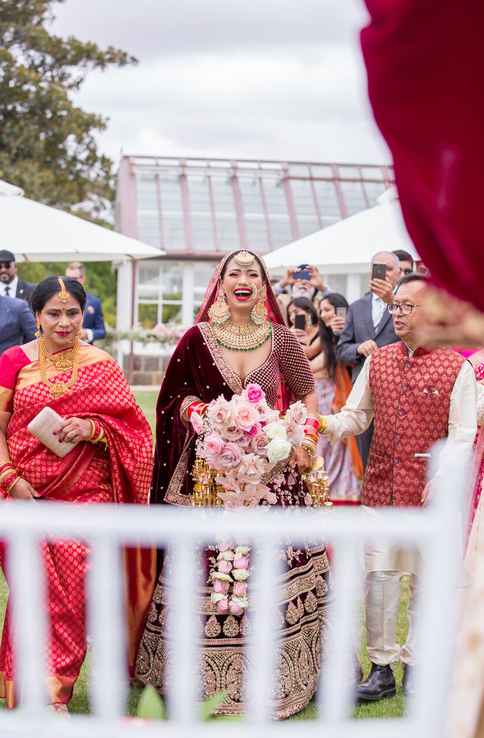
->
[128, 259, 138, 385]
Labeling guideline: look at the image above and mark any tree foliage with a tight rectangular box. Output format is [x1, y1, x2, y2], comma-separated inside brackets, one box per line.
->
[0, 0, 137, 320]
[0, 0, 136, 212]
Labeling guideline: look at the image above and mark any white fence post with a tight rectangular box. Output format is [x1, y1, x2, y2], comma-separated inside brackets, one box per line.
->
[0, 442, 469, 738]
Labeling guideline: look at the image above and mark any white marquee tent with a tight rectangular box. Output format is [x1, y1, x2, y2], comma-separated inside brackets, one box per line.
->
[0, 179, 162, 262]
[263, 189, 418, 273]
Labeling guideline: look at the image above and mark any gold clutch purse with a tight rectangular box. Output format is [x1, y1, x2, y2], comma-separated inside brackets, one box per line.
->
[27, 406, 79, 458]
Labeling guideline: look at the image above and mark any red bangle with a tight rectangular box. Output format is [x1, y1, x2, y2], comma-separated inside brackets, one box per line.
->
[0, 463, 16, 476]
[304, 417, 319, 432]
[0, 472, 19, 495]
[187, 401, 207, 419]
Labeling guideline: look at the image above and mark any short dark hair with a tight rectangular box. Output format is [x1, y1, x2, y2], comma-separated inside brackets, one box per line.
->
[393, 249, 414, 265]
[287, 297, 319, 326]
[394, 273, 427, 293]
[31, 276, 86, 314]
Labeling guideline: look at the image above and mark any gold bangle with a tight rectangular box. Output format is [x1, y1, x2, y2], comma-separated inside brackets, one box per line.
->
[318, 415, 329, 434]
[6, 476, 20, 495]
[93, 428, 105, 444]
[0, 466, 16, 482]
[87, 419, 97, 441]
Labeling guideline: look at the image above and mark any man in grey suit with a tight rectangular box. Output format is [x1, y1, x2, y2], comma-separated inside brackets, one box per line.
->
[336, 251, 401, 464]
[0, 293, 36, 355]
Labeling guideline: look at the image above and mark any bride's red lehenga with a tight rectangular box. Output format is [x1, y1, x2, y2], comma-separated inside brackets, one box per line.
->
[135, 251, 330, 719]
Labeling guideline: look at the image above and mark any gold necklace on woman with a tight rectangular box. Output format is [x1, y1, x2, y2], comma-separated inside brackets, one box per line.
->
[39, 335, 81, 397]
[212, 320, 272, 352]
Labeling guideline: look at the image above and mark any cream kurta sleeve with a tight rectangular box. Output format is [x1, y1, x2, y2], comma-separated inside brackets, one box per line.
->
[432, 360, 477, 478]
[324, 355, 374, 441]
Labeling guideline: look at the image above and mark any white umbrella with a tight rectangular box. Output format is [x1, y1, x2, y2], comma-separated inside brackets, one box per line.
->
[0, 179, 163, 262]
[263, 192, 418, 270]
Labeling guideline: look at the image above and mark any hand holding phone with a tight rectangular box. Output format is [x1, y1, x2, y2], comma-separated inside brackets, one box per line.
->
[371, 263, 387, 282]
[294, 314, 307, 331]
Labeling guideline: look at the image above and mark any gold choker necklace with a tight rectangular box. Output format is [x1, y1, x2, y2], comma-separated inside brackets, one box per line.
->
[212, 320, 272, 352]
[38, 336, 81, 397]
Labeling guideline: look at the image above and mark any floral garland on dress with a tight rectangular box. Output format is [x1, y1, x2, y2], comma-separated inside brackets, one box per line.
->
[190, 383, 308, 615]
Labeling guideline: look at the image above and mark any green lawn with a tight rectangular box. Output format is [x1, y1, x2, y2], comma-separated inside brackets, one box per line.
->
[0, 390, 408, 720]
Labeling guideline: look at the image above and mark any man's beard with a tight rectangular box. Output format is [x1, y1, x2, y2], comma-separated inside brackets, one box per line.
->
[0, 274, 12, 284]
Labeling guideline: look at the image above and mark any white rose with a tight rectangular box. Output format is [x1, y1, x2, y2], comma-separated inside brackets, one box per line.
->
[211, 592, 226, 604]
[231, 596, 249, 609]
[267, 438, 292, 464]
[232, 569, 250, 582]
[264, 422, 287, 441]
[235, 546, 250, 556]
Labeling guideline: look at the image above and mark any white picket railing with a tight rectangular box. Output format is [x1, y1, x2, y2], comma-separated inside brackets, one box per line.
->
[0, 443, 470, 738]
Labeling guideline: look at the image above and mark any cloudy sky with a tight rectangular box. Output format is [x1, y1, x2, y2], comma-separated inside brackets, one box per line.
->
[52, 0, 389, 166]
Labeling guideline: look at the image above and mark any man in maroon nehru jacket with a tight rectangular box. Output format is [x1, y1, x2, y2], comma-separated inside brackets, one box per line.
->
[320, 274, 477, 702]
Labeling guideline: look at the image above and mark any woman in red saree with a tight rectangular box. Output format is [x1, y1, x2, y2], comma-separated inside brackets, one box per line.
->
[0, 276, 153, 712]
[135, 250, 330, 719]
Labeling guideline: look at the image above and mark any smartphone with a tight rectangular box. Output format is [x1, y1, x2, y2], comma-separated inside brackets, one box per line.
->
[294, 314, 306, 331]
[371, 263, 387, 281]
[293, 268, 311, 281]
[335, 307, 347, 319]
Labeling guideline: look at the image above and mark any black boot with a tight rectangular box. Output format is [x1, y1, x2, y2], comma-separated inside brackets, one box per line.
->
[402, 664, 414, 696]
[357, 663, 396, 702]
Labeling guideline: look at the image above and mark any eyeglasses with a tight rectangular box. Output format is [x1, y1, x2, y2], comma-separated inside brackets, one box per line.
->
[388, 302, 420, 315]
[0, 263, 13, 269]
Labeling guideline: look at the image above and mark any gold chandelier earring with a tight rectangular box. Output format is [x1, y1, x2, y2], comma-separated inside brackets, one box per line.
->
[208, 285, 230, 326]
[35, 318, 42, 338]
[250, 286, 268, 326]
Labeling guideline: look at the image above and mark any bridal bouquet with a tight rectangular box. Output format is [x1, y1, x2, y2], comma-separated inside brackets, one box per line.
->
[190, 382, 308, 508]
[190, 383, 309, 616]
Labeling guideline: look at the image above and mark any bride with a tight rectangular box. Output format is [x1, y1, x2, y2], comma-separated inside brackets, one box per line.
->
[135, 250, 330, 718]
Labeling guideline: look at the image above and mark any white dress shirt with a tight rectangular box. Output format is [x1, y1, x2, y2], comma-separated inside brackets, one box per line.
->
[1, 277, 17, 297]
[371, 293, 387, 328]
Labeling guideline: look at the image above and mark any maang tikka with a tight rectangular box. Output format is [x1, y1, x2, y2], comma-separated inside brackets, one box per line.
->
[208, 284, 230, 326]
[250, 285, 268, 326]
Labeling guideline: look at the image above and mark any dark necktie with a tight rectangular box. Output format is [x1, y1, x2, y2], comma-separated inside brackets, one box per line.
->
[5, 286, 10, 296]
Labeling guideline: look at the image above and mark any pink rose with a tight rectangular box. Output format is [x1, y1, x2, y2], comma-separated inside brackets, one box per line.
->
[229, 600, 244, 616]
[218, 560, 233, 574]
[286, 423, 304, 446]
[204, 433, 225, 457]
[233, 556, 249, 570]
[190, 411, 204, 435]
[287, 401, 307, 426]
[232, 398, 259, 432]
[216, 598, 229, 614]
[238, 453, 269, 485]
[245, 383, 264, 404]
[219, 443, 242, 469]
[213, 579, 230, 594]
[251, 433, 269, 454]
[233, 581, 248, 597]
[207, 396, 231, 428]
[223, 425, 244, 442]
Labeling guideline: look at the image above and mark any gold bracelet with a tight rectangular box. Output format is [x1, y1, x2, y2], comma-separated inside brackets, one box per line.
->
[0, 466, 16, 482]
[87, 419, 97, 441]
[6, 476, 20, 495]
[318, 415, 329, 434]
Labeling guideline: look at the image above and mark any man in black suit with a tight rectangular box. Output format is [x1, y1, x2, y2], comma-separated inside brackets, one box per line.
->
[65, 262, 106, 343]
[0, 294, 36, 355]
[336, 251, 401, 464]
[0, 250, 35, 304]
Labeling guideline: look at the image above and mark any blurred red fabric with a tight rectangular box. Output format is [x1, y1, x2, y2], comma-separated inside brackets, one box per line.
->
[361, 0, 484, 312]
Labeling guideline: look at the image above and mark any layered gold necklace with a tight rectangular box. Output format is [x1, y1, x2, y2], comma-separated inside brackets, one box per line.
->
[212, 320, 272, 352]
[39, 336, 81, 397]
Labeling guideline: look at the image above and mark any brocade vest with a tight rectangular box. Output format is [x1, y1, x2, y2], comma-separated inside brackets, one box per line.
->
[362, 343, 465, 507]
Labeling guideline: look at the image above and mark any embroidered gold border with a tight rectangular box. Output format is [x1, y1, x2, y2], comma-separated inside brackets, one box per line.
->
[197, 323, 243, 395]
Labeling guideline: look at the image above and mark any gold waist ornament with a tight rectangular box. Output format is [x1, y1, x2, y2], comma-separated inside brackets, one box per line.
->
[191, 458, 224, 507]
[302, 456, 332, 507]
